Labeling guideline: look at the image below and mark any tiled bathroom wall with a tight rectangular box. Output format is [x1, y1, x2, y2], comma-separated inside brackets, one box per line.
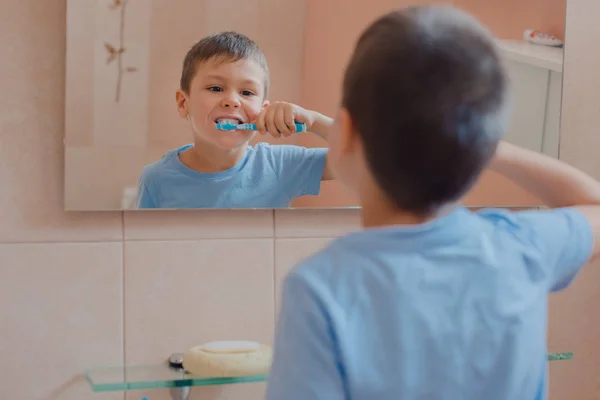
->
[1, 1, 600, 399]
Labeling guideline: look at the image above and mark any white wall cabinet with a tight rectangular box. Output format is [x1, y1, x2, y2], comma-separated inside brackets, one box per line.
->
[497, 40, 564, 158]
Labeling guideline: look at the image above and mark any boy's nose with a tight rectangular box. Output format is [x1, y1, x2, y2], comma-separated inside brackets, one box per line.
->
[221, 97, 241, 108]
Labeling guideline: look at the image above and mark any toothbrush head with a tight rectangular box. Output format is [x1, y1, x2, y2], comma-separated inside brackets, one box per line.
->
[215, 121, 308, 133]
[215, 122, 239, 131]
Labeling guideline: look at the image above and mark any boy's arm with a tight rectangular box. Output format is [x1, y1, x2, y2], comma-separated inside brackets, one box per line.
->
[490, 140, 600, 261]
[255, 102, 335, 181]
[136, 175, 157, 209]
[266, 270, 346, 400]
[308, 112, 335, 181]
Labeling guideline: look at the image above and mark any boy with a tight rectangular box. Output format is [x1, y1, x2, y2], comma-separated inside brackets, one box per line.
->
[266, 5, 599, 400]
[136, 31, 333, 209]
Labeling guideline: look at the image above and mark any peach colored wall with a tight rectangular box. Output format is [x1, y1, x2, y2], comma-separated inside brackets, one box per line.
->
[64, 0, 305, 210]
[293, 0, 566, 208]
[456, 0, 566, 40]
[1, 1, 599, 400]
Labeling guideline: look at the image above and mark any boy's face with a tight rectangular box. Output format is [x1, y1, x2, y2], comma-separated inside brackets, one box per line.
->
[176, 57, 268, 151]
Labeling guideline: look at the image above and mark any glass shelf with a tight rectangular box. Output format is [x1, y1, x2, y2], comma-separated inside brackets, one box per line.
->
[548, 352, 573, 361]
[85, 363, 266, 392]
[86, 353, 572, 393]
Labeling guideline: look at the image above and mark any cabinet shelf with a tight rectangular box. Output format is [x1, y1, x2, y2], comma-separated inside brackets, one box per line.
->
[85, 352, 572, 393]
[496, 39, 564, 72]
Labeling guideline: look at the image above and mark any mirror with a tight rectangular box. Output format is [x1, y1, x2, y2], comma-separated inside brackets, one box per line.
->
[64, 0, 566, 210]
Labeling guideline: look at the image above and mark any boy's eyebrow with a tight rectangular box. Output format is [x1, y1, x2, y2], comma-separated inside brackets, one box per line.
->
[240, 79, 261, 87]
[202, 74, 226, 81]
[202, 75, 261, 87]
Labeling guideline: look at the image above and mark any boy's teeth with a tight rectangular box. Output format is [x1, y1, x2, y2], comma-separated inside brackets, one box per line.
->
[217, 118, 240, 125]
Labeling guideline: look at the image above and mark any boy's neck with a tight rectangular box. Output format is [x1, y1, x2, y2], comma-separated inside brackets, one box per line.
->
[179, 142, 248, 173]
[359, 189, 457, 228]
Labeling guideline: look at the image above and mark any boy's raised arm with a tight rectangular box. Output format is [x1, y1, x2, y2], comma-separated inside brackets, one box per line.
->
[490, 140, 600, 261]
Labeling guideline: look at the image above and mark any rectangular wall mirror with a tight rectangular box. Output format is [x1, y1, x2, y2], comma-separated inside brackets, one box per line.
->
[64, 0, 566, 211]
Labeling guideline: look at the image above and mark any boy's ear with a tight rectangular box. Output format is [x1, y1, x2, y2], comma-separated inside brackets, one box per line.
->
[338, 108, 358, 155]
[176, 90, 189, 118]
[261, 100, 270, 110]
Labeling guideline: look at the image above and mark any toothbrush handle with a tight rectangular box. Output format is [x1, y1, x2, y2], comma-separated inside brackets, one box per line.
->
[243, 122, 307, 132]
[290, 122, 307, 133]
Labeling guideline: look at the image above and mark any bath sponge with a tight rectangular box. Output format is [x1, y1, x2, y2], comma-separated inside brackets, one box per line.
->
[182, 340, 272, 377]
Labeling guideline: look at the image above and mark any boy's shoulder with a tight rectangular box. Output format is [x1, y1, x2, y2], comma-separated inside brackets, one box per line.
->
[285, 205, 592, 281]
[474, 206, 589, 236]
[286, 234, 348, 270]
[282, 230, 374, 292]
[283, 206, 593, 309]
[140, 144, 191, 181]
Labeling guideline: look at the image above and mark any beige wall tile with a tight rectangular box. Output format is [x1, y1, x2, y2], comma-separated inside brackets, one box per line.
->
[275, 209, 361, 238]
[546, 263, 600, 399]
[124, 239, 274, 400]
[124, 210, 274, 241]
[0, 242, 123, 400]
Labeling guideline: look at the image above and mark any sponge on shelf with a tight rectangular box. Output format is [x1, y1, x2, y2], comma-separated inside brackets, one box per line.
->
[182, 340, 272, 378]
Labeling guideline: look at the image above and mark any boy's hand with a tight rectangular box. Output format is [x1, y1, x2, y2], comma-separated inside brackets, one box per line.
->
[255, 101, 316, 138]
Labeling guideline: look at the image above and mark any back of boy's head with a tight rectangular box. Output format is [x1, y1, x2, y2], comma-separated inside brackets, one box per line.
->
[180, 31, 270, 96]
[342, 5, 509, 215]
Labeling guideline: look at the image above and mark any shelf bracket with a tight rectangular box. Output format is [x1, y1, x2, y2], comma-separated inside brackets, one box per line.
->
[169, 386, 191, 400]
[166, 353, 191, 400]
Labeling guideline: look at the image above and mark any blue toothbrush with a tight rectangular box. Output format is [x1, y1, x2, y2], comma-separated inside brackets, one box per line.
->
[215, 121, 307, 133]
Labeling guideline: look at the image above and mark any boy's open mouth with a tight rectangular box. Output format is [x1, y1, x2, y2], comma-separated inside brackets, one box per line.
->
[215, 118, 243, 125]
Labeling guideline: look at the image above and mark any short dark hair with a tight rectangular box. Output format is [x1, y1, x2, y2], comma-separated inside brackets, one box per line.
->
[342, 5, 509, 215]
[180, 31, 270, 96]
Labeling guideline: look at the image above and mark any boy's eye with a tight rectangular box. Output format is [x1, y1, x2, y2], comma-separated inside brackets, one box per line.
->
[207, 86, 223, 92]
[241, 90, 255, 96]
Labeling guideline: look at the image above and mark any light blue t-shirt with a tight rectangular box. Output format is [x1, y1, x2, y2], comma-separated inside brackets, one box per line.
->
[266, 206, 593, 400]
[136, 142, 327, 209]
